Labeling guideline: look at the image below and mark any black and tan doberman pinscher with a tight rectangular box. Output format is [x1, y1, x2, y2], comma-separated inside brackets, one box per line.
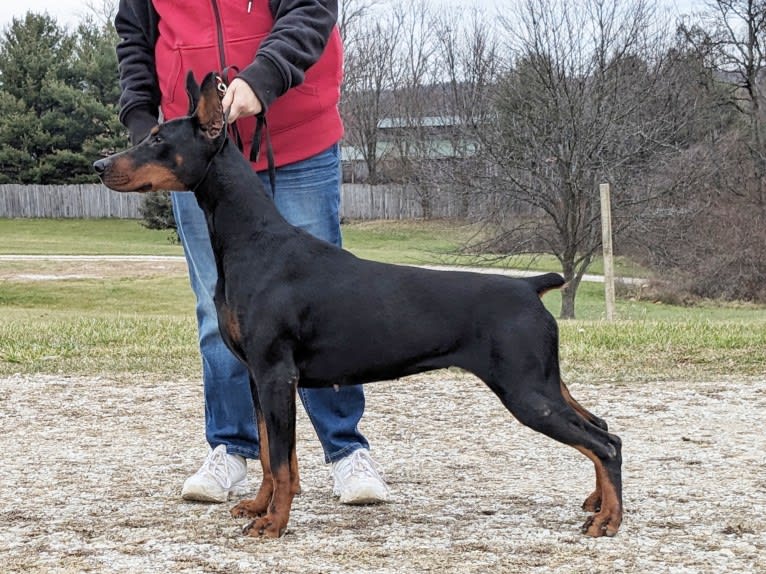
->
[94, 71, 622, 539]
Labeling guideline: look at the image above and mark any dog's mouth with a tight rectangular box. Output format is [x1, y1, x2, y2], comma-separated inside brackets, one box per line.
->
[115, 180, 155, 193]
[97, 159, 186, 193]
[99, 171, 152, 193]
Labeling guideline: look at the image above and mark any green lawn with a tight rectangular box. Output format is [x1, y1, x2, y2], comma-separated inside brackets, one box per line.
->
[1, 218, 764, 381]
[0, 218, 182, 255]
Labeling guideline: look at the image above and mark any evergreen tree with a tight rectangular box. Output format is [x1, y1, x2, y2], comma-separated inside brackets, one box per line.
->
[0, 12, 127, 184]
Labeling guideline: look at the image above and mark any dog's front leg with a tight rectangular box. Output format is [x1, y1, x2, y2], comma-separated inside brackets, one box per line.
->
[231, 404, 273, 520]
[236, 369, 299, 539]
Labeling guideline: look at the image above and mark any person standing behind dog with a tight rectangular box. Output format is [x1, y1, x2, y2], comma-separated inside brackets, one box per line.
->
[113, 0, 389, 505]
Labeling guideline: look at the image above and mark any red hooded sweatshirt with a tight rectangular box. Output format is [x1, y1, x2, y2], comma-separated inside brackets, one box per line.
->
[115, 0, 344, 170]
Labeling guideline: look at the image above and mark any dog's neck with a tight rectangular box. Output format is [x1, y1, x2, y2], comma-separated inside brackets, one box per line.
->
[191, 140, 292, 242]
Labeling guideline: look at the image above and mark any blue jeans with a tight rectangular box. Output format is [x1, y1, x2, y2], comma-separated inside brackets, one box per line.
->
[172, 143, 369, 463]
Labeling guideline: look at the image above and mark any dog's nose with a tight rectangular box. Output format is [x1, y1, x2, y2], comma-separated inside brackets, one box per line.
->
[93, 159, 107, 174]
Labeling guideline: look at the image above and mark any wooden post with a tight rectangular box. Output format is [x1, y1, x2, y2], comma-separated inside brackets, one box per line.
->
[599, 183, 616, 321]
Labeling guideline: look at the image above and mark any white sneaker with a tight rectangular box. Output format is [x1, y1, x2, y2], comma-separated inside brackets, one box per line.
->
[181, 444, 248, 503]
[332, 448, 390, 505]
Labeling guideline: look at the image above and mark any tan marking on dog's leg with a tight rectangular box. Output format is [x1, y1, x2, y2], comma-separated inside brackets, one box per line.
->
[241, 461, 294, 539]
[290, 441, 301, 496]
[560, 381, 603, 510]
[230, 413, 272, 519]
[575, 446, 622, 537]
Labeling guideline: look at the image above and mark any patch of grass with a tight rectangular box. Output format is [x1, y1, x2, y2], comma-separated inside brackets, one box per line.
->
[1, 218, 645, 276]
[0, 311, 198, 378]
[0, 273, 198, 377]
[0, 276, 193, 314]
[1, 273, 764, 381]
[341, 219, 475, 264]
[341, 219, 649, 277]
[559, 319, 766, 382]
[0, 218, 181, 255]
[542, 281, 766, 322]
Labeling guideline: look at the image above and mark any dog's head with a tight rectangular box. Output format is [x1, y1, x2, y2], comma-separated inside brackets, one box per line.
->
[93, 71, 226, 193]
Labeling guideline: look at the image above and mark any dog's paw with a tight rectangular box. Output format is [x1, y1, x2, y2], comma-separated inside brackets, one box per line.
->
[230, 498, 267, 519]
[242, 515, 287, 539]
[581, 490, 601, 513]
[581, 510, 621, 537]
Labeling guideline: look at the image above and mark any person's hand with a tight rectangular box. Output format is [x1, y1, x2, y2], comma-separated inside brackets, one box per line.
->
[221, 78, 263, 122]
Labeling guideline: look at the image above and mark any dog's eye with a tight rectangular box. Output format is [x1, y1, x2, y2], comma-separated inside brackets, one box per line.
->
[151, 134, 163, 144]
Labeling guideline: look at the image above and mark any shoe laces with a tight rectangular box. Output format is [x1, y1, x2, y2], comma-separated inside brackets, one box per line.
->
[335, 449, 386, 483]
[199, 445, 235, 489]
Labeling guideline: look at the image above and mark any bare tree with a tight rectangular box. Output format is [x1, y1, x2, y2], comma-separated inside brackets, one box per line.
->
[627, 132, 766, 302]
[683, 0, 766, 204]
[338, 0, 384, 46]
[84, 0, 118, 27]
[479, 0, 682, 318]
[633, 0, 766, 302]
[341, 9, 401, 184]
[431, 6, 502, 217]
[384, 1, 441, 217]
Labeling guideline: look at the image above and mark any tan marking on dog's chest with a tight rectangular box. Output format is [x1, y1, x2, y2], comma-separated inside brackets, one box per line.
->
[220, 305, 242, 343]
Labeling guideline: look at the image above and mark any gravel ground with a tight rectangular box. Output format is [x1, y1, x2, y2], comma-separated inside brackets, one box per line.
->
[1, 373, 764, 573]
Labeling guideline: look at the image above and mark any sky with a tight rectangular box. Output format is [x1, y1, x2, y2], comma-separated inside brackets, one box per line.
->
[0, 0, 704, 31]
[0, 1, 97, 30]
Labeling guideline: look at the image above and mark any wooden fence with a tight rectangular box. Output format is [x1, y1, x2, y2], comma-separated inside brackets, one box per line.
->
[0, 184, 144, 219]
[341, 184, 468, 219]
[0, 183, 469, 220]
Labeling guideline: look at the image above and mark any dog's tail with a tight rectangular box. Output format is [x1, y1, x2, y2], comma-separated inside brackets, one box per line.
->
[522, 272, 566, 297]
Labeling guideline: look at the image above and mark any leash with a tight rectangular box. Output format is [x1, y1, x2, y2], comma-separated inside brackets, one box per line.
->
[218, 70, 277, 196]
[250, 113, 276, 196]
[221, 67, 245, 151]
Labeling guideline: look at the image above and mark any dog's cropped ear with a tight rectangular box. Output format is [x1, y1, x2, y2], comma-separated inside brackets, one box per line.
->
[185, 71, 201, 116]
[195, 72, 225, 140]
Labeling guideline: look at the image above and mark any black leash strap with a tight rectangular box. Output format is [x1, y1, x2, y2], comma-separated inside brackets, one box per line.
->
[216, 72, 276, 195]
[250, 113, 276, 195]
[221, 67, 244, 152]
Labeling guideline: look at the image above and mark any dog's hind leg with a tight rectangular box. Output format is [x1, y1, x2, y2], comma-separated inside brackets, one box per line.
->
[501, 378, 622, 536]
[560, 380, 607, 432]
[480, 322, 623, 538]
[558, 379, 608, 512]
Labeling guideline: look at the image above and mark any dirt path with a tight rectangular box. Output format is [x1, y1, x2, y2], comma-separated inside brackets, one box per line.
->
[0, 256, 187, 281]
[0, 255, 641, 284]
[1, 373, 764, 573]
